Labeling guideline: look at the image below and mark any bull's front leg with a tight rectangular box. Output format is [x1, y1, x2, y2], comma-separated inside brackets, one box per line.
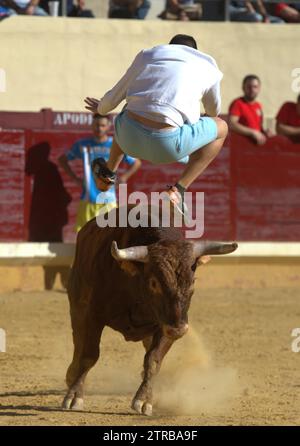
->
[132, 333, 174, 416]
[62, 308, 104, 411]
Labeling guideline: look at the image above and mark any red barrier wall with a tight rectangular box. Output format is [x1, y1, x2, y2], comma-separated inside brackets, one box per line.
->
[0, 130, 26, 240]
[1, 110, 300, 242]
[24, 130, 90, 243]
[0, 109, 114, 132]
[230, 133, 300, 241]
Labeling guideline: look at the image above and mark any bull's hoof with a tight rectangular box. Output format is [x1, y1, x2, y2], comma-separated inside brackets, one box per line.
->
[131, 399, 153, 416]
[62, 395, 84, 411]
[62, 396, 73, 410]
[71, 397, 84, 410]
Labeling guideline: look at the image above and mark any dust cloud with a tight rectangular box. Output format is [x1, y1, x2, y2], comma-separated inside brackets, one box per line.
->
[155, 326, 240, 415]
[89, 326, 240, 416]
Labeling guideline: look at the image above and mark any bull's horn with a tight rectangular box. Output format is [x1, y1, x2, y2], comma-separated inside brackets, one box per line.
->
[111, 241, 149, 263]
[193, 241, 238, 258]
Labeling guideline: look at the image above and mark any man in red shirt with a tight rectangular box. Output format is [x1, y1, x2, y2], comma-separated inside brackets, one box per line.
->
[272, 2, 300, 23]
[276, 94, 300, 143]
[229, 74, 271, 145]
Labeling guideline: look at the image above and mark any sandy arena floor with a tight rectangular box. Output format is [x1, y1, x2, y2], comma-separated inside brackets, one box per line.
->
[0, 283, 299, 426]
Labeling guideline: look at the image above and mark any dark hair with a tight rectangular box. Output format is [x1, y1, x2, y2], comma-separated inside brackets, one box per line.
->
[242, 75, 261, 87]
[93, 113, 109, 121]
[169, 34, 197, 50]
[297, 94, 300, 103]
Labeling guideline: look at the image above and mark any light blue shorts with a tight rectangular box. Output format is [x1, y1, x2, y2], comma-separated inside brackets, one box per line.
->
[114, 111, 218, 165]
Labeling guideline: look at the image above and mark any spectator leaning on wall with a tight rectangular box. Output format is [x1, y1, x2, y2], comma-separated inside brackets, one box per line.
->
[1, 0, 48, 15]
[67, 0, 94, 17]
[58, 114, 141, 232]
[229, 1, 284, 23]
[108, 0, 151, 19]
[158, 0, 202, 21]
[228, 74, 273, 146]
[271, 2, 300, 22]
[0, 2, 10, 18]
[38, 0, 94, 17]
[276, 94, 300, 144]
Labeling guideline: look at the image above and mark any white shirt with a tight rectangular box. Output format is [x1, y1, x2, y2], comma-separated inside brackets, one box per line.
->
[97, 44, 223, 127]
[14, 0, 30, 7]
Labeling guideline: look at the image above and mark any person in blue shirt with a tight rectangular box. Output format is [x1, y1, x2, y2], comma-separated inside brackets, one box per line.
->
[58, 114, 141, 232]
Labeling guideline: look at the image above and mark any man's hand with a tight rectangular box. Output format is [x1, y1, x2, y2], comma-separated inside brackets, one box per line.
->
[120, 159, 141, 183]
[251, 130, 267, 145]
[264, 128, 273, 138]
[179, 10, 189, 21]
[58, 154, 84, 188]
[84, 97, 100, 114]
[25, 4, 35, 14]
[118, 173, 128, 184]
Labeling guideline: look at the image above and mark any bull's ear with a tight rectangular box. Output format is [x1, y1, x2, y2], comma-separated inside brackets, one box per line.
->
[119, 260, 140, 277]
[192, 255, 211, 272]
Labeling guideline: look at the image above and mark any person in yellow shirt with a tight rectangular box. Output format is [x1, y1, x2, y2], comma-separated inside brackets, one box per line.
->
[58, 114, 141, 232]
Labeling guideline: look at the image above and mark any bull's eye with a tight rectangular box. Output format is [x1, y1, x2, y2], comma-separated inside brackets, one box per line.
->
[149, 276, 162, 295]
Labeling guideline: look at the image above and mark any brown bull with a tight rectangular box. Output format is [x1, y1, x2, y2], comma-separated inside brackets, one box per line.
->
[62, 206, 237, 416]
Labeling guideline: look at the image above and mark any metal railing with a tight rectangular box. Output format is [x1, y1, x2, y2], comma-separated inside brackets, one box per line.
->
[61, 0, 67, 17]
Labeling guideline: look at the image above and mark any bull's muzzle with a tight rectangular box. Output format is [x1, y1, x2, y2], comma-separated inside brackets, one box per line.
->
[163, 323, 189, 339]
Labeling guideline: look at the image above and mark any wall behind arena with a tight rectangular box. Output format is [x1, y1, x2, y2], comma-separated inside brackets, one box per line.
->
[1, 17, 300, 118]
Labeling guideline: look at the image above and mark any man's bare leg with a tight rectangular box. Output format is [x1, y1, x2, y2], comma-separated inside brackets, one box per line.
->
[165, 118, 228, 214]
[94, 117, 227, 194]
[105, 118, 227, 185]
[177, 117, 228, 189]
[92, 138, 125, 191]
[106, 138, 125, 172]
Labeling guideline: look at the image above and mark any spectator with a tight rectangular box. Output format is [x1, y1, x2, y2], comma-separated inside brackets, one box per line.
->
[272, 2, 300, 22]
[68, 0, 94, 17]
[39, 0, 94, 17]
[1, 0, 48, 15]
[0, 3, 10, 18]
[58, 114, 141, 232]
[109, 0, 151, 19]
[276, 94, 300, 143]
[158, 0, 202, 21]
[230, 1, 283, 23]
[229, 74, 272, 145]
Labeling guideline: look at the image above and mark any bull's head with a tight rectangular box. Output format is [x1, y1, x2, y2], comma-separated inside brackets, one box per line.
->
[111, 240, 238, 339]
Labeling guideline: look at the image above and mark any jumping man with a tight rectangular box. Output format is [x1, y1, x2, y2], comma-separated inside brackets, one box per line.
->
[85, 34, 227, 215]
